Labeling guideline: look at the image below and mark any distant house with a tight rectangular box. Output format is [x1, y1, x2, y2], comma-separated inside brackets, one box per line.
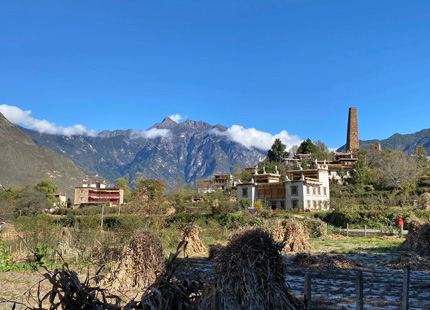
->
[54, 194, 67, 207]
[73, 180, 123, 208]
[237, 165, 330, 211]
[197, 174, 233, 193]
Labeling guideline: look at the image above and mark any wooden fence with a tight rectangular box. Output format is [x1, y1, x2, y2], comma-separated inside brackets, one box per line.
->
[303, 267, 422, 310]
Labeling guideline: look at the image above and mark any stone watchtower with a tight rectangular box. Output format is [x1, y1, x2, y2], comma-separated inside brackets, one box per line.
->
[346, 107, 359, 152]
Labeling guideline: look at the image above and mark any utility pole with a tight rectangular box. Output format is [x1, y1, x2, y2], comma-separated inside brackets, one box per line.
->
[101, 204, 104, 230]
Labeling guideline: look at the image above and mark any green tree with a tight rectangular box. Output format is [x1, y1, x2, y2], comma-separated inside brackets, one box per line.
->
[33, 179, 58, 206]
[267, 139, 289, 162]
[16, 188, 47, 215]
[132, 179, 167, 200]
[351, 160, 370, 186]
[296, 138, 318, 155]
[115, 176, 131, 202]
[413, 144, 428, 164]
[240, 170, 252, 183]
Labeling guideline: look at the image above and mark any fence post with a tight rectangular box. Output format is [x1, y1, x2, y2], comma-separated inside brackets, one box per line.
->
[347, 223, 349, 237]
[356, 271, 364, 310]
[304, 273, 312, 310]
[364, 225, 367, 237]
[402, 266, 410, 310]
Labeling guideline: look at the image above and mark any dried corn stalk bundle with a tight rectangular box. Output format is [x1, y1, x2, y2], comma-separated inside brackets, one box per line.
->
[211, 228, 301, 310]
[24, 264, 121, 310]
[271, 220, 312, 254]
[182, 226, 206, 256]
[386, 253, 430, 271]
[402, 219, 423, 250]
[208, 243, 224, 260]
[413, 223, 430, 257]
[136, 242, 205, 310]
[402, 220, 430, 257]
[293, 253, 359, 270]
[102, 229, 165, 292]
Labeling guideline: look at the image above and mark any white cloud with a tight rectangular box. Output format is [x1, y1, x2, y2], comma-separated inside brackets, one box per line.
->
[130, 128, 171, 139]
[169, 114, 184, 123]
[211, 125, 301, 151]
[0, 104, 98, 137]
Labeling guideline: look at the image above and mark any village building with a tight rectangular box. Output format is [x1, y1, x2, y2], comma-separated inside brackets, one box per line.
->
[237, 164, 330, 211]
[198, 174, 233, 193]
[73, 180, 123, 208]
[283, 152, 357, 184]
[54, 194, 67, 207]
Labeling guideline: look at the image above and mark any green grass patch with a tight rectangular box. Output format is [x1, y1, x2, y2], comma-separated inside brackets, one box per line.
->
[310, 236, 410, 254]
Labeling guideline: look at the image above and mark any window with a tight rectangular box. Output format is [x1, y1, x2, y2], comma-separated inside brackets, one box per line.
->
[313, 201, 317, 209]
[307, 200, 311, 209]
[291, 186, 298, 196]
[292, 200, 298, 208]
[323, 187, 327, 196]
[80, 190, 84, 194]
[313, 187, 316, 195]
[280, 201, 285, 210]
[80, 197, 84, 202]
[242, 188, 248, 197]
[306, 186, 310, 195]
[317, 187, 321, 195]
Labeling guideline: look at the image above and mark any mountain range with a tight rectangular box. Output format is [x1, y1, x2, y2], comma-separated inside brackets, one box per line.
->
[0, 113, 86, 197]
[20, 117, 266, 188]
[338, 129, 430, 154]
[3, 109, 430, 196]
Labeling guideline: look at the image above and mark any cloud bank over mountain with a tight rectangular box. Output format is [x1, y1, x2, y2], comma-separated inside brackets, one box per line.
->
[211, 125, 301, 151]
[0, 104, 301, 149]
[168, 114, 184, 123]
[130, 128, 171, 139]
[0, 104, 98, 137]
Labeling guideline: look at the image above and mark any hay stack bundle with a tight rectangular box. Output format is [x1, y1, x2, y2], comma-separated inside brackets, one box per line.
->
[272, 220, 312, 254]
[402, 220, 430, 257]
[413, 223, 430, 257]
[403, 219, 423, 250]
[212, 228, 301, 310]
[182, 226, 206, 256]
[102, 229, 164, 292]
[293, 253, 359, 270]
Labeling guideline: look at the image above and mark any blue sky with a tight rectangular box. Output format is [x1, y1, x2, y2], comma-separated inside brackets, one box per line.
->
[1, 0, 430, 149]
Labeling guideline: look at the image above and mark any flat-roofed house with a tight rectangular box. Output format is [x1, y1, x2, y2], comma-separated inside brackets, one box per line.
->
[237, 164, 330, 211]
[74, 180, 123, 208]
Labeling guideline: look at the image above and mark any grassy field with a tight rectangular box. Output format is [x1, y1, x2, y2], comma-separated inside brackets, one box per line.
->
[310, 235, 409, 254]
